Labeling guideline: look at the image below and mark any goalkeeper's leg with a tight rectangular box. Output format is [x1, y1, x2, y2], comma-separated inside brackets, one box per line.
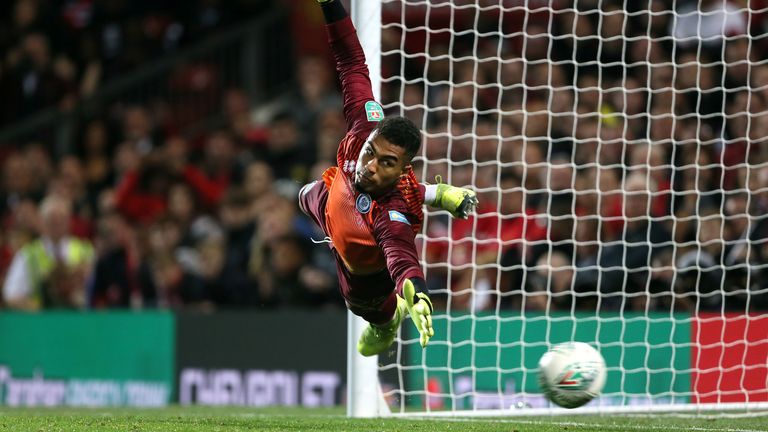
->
[298, 180, 331, 234]
[356, 296, 407, 357]
[340, 269, 408, 356]
[340, 282, 408, 356]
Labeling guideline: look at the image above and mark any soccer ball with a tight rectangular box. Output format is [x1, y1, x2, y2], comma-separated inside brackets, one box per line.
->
[538, 342, 607, 409]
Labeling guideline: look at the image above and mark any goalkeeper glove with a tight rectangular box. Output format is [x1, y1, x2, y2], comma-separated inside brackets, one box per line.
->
[401, 278, 434, 348]
[433, 176, 479, 219]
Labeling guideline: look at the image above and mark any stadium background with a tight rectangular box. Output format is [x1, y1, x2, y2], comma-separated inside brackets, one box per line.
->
[0, 0, 766, 408]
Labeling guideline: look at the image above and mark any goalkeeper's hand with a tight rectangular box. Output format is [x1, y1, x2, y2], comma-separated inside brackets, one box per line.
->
[401, 278, 434, 348]
[433, 176, 479, 220]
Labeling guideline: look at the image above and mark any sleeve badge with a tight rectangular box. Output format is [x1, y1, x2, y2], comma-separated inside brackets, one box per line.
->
[365, 101, 384, 122]
[388, 210, 411, 225]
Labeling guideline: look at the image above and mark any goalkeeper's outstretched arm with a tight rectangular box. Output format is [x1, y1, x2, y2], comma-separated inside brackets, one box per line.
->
[318, 0, 377, 138]
[373, 206, 435, 347]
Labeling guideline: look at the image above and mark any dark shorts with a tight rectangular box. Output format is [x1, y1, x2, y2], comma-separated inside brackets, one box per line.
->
[298, 180, 397, 325]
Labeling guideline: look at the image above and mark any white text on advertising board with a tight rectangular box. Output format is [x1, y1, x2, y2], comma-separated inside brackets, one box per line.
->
[179, 368, 341, 407]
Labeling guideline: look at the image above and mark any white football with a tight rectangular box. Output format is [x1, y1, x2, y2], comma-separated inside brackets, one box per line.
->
[538, 341, 607, 409]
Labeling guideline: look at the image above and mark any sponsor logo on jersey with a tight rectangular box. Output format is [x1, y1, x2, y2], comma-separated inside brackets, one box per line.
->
[343, 160, 356, 173]
[388, 210, 410, 225]
[356, 193, 372, 214]
[365, 101, 384, 122]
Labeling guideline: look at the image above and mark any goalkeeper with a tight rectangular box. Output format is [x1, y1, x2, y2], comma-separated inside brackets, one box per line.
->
[299, 0, 477, 356]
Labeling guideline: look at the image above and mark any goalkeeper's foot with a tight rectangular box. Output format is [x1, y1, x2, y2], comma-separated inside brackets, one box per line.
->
[434, 183, 479, 219]
[357, 297, 406, 357]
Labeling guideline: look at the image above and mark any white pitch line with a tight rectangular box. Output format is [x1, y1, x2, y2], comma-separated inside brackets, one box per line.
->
[627, 412, 768, 420]
[408, 416, 768, 432]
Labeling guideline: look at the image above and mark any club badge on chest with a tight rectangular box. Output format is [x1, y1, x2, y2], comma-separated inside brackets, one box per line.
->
[356, 193, 372, 214]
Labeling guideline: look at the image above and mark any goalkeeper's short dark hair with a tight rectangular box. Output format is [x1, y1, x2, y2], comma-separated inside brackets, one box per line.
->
[375, 116, 421, 161]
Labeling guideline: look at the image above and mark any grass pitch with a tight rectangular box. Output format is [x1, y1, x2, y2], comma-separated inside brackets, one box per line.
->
[0, 406, 765, 432]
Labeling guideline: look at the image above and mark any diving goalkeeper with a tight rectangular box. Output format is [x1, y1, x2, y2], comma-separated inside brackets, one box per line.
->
[299, 0, 478, 356]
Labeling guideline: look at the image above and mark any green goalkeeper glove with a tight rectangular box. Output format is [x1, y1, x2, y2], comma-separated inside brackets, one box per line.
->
[316, 0, 334, 4]
[433, 176, 479, 219]
[401, 278, 434, 348]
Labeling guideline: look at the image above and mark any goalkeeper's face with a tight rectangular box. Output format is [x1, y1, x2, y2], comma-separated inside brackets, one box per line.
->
[354, 135, 410, 197]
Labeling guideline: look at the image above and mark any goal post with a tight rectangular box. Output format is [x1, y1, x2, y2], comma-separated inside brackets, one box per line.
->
[347, 0, 391, 418]
[348, 0, 768, 417]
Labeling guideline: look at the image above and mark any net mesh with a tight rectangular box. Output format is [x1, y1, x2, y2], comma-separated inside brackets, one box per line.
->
[375, 0, 768, 413]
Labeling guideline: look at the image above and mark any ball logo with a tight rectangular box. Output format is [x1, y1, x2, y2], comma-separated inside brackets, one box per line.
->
[356, 193, 372, 214]
[555, 363, 597, 391]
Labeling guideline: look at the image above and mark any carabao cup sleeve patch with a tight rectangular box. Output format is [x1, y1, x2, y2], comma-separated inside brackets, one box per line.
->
[365, 101, 384, 122]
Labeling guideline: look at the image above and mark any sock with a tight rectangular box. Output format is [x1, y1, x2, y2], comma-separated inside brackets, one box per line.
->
[373, 306, 401, 331]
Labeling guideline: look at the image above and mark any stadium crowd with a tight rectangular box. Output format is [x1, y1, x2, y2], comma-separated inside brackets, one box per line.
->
[0, 0, 273, 125]
[1, 0, 767, 313]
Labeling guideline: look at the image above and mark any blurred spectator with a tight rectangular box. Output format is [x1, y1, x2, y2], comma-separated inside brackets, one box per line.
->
[114, 149, 175, 223]
[315, 106, 346, 162]
[296, 242, 340, 309]
[670, 0, 747, 54]
[1, 153, 34, 213]
[526, 251, 575, 311]
[179, 230, 224, 309]
[290, 56, 340, 132]
[122, 106, 159, 155]
[598, 3, 628, 79]
[263, 234, 322, 306]
[2, 32, 70, 123]
[223, 88, 264, 147]
[88, 211, 142, 308]
[196, 130, 241, 204]
[674, 205, 728, 312]
[211, 188, 259, 307]
[257, 111, 313, 182]
[627, 142, 671, 219]
[22, 143, 54, 201]
[595, 173, 672, 310]
[243, 160, 275, 212]
[79, 120, 114, 201]
[526, 192, 577, 270]
[3, 194, 94, 310]
[136, 215, 184, 308]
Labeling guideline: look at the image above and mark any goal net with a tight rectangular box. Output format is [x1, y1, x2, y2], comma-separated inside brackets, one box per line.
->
[349, 0, 768, 416]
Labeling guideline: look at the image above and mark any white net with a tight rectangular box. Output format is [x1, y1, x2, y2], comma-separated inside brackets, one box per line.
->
[374, 0, 768, 414]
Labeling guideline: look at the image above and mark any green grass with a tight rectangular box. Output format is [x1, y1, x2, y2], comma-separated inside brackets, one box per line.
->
[0, 406, 765, 432]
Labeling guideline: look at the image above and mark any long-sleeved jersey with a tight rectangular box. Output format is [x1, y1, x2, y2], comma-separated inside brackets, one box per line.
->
[320, 17, 425, 293]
